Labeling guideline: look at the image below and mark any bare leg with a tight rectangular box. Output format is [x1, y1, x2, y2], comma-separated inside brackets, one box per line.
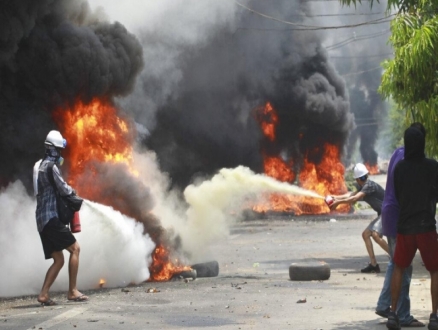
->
[362, 228, 377, 266]
[431, 270, 438, 314]
[371, 231, 390, 255]
[390, 264, 405, 312]
[66, 242, 88, 300]
[38, 251, 64, 302]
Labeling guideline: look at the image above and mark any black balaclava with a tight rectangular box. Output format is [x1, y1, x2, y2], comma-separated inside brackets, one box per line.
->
[404, 127, 425, 160]
[44, 146, 61, 162]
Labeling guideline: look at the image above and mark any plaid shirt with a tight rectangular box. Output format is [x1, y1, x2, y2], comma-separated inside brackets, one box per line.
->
[35, 157, 73, 232]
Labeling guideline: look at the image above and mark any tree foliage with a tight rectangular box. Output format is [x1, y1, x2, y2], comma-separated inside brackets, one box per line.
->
[340, 0, 438, 156]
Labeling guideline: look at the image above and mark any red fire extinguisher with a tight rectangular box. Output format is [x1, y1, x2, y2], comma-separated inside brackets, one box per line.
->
[70, 212, 81, 233]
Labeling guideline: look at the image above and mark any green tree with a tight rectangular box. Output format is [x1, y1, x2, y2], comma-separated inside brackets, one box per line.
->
[340, 0, 438, 156]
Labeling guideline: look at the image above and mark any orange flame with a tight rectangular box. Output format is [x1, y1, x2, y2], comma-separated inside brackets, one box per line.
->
[253, 102, 350, 215]
[148, 245, 192, 282]
[365, 162, 380, 175]
[53, 98, 136, 189]
[257, 102, 278, 141]
[263, 156, 295, 183]
[53, 98, 190, 281]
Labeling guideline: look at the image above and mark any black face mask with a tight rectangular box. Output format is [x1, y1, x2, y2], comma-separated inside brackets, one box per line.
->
[359, 175, 367, 181]
[44, 146, 63, 165]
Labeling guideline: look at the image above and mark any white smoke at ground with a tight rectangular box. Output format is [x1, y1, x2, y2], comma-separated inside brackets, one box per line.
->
[0, 182, 48, 297]
[182, 166, 323, 260]
[132, 150, 188, 244]
[78, 201, 155, 288]
[132, 151, 323, 263]
[0, 182, 155, 297]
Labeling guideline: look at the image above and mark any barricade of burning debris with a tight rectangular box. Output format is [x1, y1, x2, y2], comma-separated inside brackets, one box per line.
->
[169, 261, 220, 281]
[146, 226, 220, 281]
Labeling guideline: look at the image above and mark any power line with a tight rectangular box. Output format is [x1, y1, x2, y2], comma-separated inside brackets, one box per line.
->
[272, 12, 387, 17]
[329, 53, 393, 59]
[355, 123, 379, 127]
[326, 29, 390, 50]
[354, 116, 376, 120]
[341, 66, 382, 77]
[235, 1, 395, 30]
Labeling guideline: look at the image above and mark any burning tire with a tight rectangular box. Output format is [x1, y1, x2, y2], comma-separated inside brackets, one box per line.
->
[190, 261, 219, 277]
[289, 261, 330, 281]
[172, 269, 197, 280]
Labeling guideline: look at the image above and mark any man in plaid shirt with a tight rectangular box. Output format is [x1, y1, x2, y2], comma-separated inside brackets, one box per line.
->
[33, 130, 88, 306]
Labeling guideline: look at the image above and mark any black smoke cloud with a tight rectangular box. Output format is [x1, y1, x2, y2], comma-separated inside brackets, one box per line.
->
[74, 162, 162, 240]
[143, 0, 354, 188]
[0, 0, 143, 190]
[327, 1, 391, 165]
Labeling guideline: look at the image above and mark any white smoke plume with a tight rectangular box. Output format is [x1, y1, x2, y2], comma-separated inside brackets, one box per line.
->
[180, 166, 323, 261]
[0, 147, 322, 297]
[0, 181, 155, 297]
[132, 152, 323, 263]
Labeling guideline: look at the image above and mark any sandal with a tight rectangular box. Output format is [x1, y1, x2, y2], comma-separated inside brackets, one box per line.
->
[428, 313, 438, 330]
[38, 299, 57, 306]
[68, 294, 89, 302]
[400, 318, 425, 327]
[387, 311, 401, 330]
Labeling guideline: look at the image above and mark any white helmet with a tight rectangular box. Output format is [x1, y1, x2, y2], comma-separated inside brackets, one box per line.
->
[353, 163, 369, 179]
[45, 130, 67, 148]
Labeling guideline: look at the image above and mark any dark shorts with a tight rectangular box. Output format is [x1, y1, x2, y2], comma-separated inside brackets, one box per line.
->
[393, 231, 438, 271]
[39, 217, 76, 259]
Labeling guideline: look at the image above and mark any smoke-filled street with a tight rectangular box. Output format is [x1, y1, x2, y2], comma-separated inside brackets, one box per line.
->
[0, 0, 408, 328]
[0, 213, 430, 330]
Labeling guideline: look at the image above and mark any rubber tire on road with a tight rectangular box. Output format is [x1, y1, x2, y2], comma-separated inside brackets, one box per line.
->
[289, 261, 330, 281]
[191, 261, 219, 277]
[173, 269, 197, 280]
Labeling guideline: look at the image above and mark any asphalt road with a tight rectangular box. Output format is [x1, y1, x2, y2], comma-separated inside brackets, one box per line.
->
[0, 213, 431, 330]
